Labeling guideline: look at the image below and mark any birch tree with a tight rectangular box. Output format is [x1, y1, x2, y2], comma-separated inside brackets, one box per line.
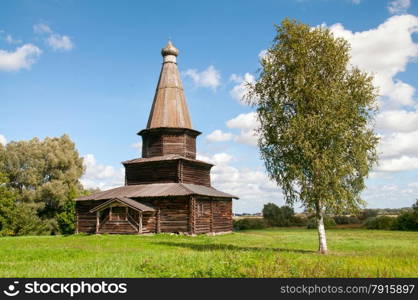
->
[249, 19, 379, 254]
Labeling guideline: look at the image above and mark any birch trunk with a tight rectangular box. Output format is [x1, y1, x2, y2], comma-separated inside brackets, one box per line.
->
[316, 207, 328, 254]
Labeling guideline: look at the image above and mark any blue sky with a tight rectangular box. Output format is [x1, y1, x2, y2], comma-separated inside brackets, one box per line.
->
[1, 0, 418, 213]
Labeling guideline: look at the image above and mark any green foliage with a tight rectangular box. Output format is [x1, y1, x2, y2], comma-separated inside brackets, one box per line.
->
[291, 215, 308, 226]
[1, 171, 48, 236]
[5, 204, 49, 236]
[0, 135, 85, 235]
[306, 215, 336, 229]
[358, 209, 379, 220]
[391, 200, 418, 231]
[57, 198, 76, 235]
[262, 203, 295, 226]
[392, 212, 418, 231]
[333, 215, 361, 225]
[233, 218, 267, 230]
[364, 216, 396, 230]
[249, 18, 378, 239]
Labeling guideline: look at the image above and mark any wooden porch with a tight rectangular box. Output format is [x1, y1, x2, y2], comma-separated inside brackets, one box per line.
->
[89, 197, 157, 234]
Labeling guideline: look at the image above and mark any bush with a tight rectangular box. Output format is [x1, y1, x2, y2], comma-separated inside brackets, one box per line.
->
[392, 212, 418, 231]
[262, 203, 295, 227]
[333, 215, 361, 225]
[57, 199, 76, 234]
[4, 204, 48, 236]
[358, 209, 378, 220]
[306, 216, 336, 229]
[291, 215, 308, 226]
[233, 218, 267, 230]
[364, 216, 395, 230]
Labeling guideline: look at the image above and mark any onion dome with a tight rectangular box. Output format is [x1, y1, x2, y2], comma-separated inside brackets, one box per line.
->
[161, 40, 179, 57]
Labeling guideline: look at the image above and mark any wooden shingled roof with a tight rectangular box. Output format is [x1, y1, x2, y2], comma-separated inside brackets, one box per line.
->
[146, 41, 193, 129]
[75, 183, 237, 201]
[122, 154, 213, 165]
[89, 197, 155, 213]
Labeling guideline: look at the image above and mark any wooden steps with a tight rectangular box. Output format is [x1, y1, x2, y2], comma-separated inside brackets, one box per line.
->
[98, 220, 138, 234]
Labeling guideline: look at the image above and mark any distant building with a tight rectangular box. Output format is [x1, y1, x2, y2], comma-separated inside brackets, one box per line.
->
[75, 41, 238, 235]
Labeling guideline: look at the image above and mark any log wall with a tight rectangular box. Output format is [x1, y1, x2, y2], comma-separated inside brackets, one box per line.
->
[125, 160, 179, 185]
[141, 131, 197, 159]
[150, 197, 189, 233]
[76, 200, 107, 234]
[181, 160, 211, 186]
[194, 199, 212, 234]
[212, 199, 233, 233]
[76, 197, 232, 235]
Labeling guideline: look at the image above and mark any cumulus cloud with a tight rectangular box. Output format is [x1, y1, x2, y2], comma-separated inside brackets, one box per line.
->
[226, 112, 259, 147]
[329, 15, 418, 107]
[229, 73, 256, 104]
[376, 109, 418, 132]
[206, 129, 233, 142]
[80, 154, 124, 190]
[379, 130, 418, 158]
[33, 23, 74, 51]
[0, 134, 7, 146]
[377, 155, 418, 172]
[197, 152, 283, 213]
[184, 65, 220, 90]
[33, 23, 53, 34]
[388, 0, 411, 14]
[46, 34, 74, 51]
[0, 44, 42, 71]
[131, 141, 142, 156]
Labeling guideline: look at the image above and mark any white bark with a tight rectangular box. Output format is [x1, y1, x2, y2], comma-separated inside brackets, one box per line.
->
[317, 210, 328, 254]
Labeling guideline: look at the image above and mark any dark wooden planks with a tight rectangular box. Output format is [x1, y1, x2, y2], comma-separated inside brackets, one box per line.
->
[76, 200, 107, 234]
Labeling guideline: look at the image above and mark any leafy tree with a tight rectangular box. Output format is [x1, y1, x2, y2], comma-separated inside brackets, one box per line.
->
[0, 135, 84, 235]
[392, 200, 418, 231]
[0, 172, 47, 236]
[262, 203, 295, 226]
[249, 19, 378, 253]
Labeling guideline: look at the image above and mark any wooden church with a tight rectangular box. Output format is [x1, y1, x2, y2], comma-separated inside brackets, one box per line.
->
[75, 41, 237, 235]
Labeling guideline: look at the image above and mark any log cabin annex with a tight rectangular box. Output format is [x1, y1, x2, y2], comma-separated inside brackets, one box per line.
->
[75, 41, 238, 235]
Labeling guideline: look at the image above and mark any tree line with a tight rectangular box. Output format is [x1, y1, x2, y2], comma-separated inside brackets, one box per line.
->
[233, 202, 418, 231]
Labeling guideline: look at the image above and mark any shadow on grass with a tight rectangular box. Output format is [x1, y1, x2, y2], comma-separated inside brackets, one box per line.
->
[153, 241, 314, 254]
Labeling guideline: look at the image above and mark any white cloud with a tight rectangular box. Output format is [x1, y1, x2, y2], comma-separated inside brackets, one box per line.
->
[376, 109, 418, 132]
[378, 130, 418, 158]
[80, 154, 124, 190]
[184, 65, 220, 90]
[229, 73, 256, 104]
[206, 129, 233, 142]
[0, 44, 42, 71]
[33, 24, 53, 34]
[131, 141, 143, 156]
[388, 0, 411, 14]
[46, 34, 74, 51]
[226, 112, 259, 147]
[34, 23, 74, 52]
[377, 155, 418, 172]
[0, 134, 7, 146]
[329, 15, 418, 107]
[352, 0, 361, 4]
[226, 112, 258, 130]
[198, 152, 283, 213]
[4, 34, 21, 44]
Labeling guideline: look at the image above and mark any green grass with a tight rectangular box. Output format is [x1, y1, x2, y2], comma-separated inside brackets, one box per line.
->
[0, 228, 417, 277]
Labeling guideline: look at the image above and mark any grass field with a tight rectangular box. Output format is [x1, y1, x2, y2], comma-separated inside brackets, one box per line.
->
[0, 228, 417, 277]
